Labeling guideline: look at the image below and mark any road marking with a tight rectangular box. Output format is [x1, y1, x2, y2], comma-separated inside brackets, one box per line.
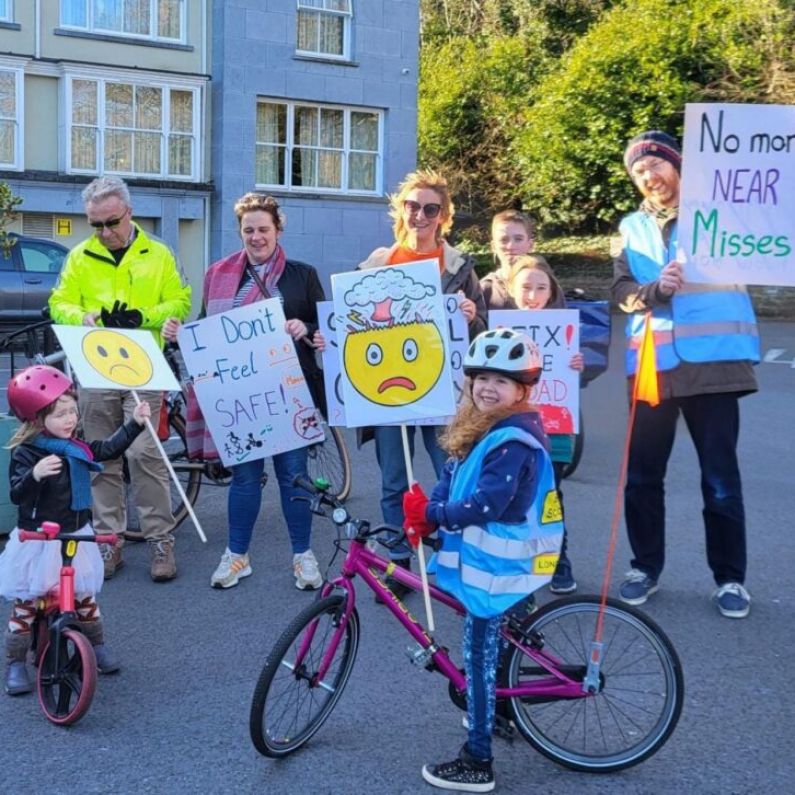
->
[762, 348, 795, 367]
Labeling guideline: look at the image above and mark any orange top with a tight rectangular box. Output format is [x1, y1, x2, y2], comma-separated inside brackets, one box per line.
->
[388, 244, 445, 272]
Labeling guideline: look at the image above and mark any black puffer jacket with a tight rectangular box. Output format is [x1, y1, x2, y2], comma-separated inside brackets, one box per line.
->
[9, 421, 144, 532]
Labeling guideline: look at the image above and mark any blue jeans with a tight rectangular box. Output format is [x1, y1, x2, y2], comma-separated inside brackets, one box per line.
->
[227, 447, 312, 556]
[625, 393, 747, 585]
[373, 424, 447, 560]
[464, 613, 501, 762]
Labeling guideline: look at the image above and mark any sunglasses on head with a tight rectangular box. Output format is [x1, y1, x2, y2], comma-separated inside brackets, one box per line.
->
[403, 199, 442, 219]
[89, 208, 129, 230]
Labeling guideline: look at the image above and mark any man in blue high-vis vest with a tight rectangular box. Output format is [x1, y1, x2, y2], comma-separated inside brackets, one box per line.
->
[611, 130, 759, 619]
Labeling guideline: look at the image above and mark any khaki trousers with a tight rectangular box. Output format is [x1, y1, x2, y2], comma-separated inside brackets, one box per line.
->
[79, 389, 174, 543]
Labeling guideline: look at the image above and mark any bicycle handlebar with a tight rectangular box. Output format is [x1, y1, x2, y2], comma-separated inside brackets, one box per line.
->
[19, 529, 118, 545]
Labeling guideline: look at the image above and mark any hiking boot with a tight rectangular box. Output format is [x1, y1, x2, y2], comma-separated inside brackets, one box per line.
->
[549, 557, 577, 594]
[100, 539, 124, 580]
[93, 644, 120, 675]
[713, 582, 751, 619]
[422, 744, 495, 793]
[150, 540, 177, 582]
[293, 550, 322, 590]
[618, 569, 659, 606]
[211, 549, 252, 589]
[375, 558, 412, 603]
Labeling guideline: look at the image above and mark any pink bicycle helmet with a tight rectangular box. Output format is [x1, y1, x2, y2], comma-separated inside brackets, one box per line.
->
[7, 365, 74, 422]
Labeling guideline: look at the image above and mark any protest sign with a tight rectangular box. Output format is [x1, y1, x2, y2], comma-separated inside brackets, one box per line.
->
[177, 300, 323, 467]
[318, 300, 345, 426]
[53, 326, 179, 392]
[331, 261, 455, 428]
[489, 309, 580, 434]
[678, 102, 795, 286]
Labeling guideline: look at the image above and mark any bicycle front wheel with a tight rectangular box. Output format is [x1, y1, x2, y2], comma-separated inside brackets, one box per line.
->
[250, 594, 359, 758]
[506, 595, 683, 773]
[37, 628, 98, 726]
[306, 423, 352, 501]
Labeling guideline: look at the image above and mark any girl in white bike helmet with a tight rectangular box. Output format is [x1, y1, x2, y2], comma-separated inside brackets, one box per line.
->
[402, 328, 563, 793]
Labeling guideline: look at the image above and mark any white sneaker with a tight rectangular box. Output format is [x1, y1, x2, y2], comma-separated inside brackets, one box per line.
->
[210, 549, 252, 589]
[293, 550, 323, 590]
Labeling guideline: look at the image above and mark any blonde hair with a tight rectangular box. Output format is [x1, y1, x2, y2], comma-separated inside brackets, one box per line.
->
[233, 193, 285, 231]
[508, 254, 565, 309]
[6, 388, 79, 448]
[439, 383, 531, 460]
[389, 169, 454, 246]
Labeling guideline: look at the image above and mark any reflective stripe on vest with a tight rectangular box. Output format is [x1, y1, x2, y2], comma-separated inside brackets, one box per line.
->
[621, 212, 759, 374]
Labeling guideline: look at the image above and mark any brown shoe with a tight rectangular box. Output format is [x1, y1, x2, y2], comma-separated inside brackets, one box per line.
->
[150, 540, 177, 582]
[100, 540, 124, 580]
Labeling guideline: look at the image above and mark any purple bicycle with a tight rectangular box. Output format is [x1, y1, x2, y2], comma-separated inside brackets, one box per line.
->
[249, 479, 683, 772]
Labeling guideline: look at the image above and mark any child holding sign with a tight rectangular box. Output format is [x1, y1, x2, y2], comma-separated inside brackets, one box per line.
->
[509, 255, 583, 594]
[402, 329, 562, 792]
[0, 366, 149, 694]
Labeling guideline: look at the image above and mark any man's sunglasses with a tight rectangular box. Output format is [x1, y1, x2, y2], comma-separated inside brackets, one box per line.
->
[403, 200, 442, 219]
[90, 209, 129, 229]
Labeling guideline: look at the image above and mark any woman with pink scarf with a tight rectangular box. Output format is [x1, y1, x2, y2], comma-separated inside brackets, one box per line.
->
[163, 193, 326, 592]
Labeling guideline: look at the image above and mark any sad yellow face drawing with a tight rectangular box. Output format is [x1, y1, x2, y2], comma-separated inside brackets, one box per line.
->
[81, 329, 154, 387]
[344, 321, 444, 406]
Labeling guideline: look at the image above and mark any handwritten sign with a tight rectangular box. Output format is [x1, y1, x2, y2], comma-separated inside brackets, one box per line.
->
[53, 326, 179, 392]
[318, 301, 345, 427]
[679, 103, 795, 286]
[177, 300, 323, 467]
[331, 261, 455, 428]
[489, 309, 580, 434]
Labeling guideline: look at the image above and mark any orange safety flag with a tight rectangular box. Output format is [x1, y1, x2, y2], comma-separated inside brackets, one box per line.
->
[633, 312, 660, 407]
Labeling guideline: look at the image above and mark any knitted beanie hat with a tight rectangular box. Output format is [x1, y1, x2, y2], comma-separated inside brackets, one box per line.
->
[624, 130, 681, 174]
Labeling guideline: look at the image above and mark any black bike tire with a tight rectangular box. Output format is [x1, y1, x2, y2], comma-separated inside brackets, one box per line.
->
[506, 595, 683, 773]
[37, 628, 98, 726]
[560, 409, 584, 480]
[306, 424, 352, 502]
[250, 594, 359, 758]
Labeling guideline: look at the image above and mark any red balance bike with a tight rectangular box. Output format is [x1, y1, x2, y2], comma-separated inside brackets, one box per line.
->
[19, 521, 117, 725]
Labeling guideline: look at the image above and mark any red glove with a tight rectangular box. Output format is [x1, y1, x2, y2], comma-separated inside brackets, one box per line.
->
[402, 483, 434, 548]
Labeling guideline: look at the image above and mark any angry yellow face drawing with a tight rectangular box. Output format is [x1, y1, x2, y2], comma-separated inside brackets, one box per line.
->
[81, 329, 154, 387]
[344, 321, 444, 406]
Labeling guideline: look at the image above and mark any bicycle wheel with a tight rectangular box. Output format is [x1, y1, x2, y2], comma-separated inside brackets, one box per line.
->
[306, 423, 352, 502]
[37, 628, 98, 726]
[505, 595, 683, 773]
[560, 410, 584, 479]
[250, 594, 359, 758]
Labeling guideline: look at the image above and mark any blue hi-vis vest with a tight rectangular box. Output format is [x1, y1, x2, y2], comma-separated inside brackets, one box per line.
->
[620, 212, 759, 375]
[434, 426, 563, 619]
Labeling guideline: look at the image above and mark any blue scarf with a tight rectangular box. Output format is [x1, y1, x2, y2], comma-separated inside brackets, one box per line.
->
[31, 436, 104, 511]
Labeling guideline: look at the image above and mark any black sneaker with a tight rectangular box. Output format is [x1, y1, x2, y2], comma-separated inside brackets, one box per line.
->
[549, 557, 577, 594]
[422, 745, 495, 792]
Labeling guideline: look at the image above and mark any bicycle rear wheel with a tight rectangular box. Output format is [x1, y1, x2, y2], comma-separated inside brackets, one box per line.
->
[250, 594, 359, 758]
[506, 595, 683, 773]
[37, 628, 97, 726]
[306, 423, 352, 502]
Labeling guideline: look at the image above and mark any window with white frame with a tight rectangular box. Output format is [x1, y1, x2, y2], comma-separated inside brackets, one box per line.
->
[0, 66, 22, 169]
[67, 75, 198, 180]
[256, 100, 381, 194]
[60, 0, 184, 43]
[0, 1, 12, 23]
[296, 0, 352, 59]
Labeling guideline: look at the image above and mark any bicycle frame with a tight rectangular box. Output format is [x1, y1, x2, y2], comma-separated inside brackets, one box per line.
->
[307, 536, 585, 702]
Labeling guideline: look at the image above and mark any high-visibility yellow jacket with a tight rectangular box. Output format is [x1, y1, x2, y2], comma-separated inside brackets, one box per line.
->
[49, 224, 191, 346]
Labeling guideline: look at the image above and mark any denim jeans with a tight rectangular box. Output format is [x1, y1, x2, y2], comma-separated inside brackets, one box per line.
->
[625, 392, 747, 584]
[227, 447, 312, 556]
[463, 613, 501, 762]
[373, 424, 448, 560]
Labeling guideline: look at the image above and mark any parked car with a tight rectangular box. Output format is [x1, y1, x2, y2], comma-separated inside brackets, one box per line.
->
[0, 233, 68, 331]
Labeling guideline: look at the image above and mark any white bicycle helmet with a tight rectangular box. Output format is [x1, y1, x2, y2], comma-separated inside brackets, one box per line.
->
[464, 329, 542, 385]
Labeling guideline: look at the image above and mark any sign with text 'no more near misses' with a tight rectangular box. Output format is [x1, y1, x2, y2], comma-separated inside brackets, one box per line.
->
[177, 300, 323, 467]
[679, 102, 795, 286]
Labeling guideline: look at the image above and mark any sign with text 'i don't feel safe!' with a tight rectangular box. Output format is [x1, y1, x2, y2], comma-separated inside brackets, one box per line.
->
[177, 300, 323, 467]
[678, 102, 795, 286]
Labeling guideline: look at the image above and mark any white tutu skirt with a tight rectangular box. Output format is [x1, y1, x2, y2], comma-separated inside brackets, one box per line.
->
[0, 524, 105, 601]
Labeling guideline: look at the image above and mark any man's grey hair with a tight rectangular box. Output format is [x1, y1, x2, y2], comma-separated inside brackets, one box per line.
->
[81, 175, 131, 208]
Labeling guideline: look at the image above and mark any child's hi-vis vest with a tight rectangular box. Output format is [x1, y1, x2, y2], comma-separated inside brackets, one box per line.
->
[434, 426, 563, 619]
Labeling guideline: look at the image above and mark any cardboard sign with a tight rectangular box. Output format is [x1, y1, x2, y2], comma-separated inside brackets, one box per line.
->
[330, 261, 456, 428]
[679, 102, 795, 286]
[53, 326, 179, 392]
[177, 300, 323, 467]
[489, 309, 580, 434]
[318, 300, 345, 427]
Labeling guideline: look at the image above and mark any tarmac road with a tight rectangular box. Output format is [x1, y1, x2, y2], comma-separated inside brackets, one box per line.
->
[0, 321, 793, 795]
